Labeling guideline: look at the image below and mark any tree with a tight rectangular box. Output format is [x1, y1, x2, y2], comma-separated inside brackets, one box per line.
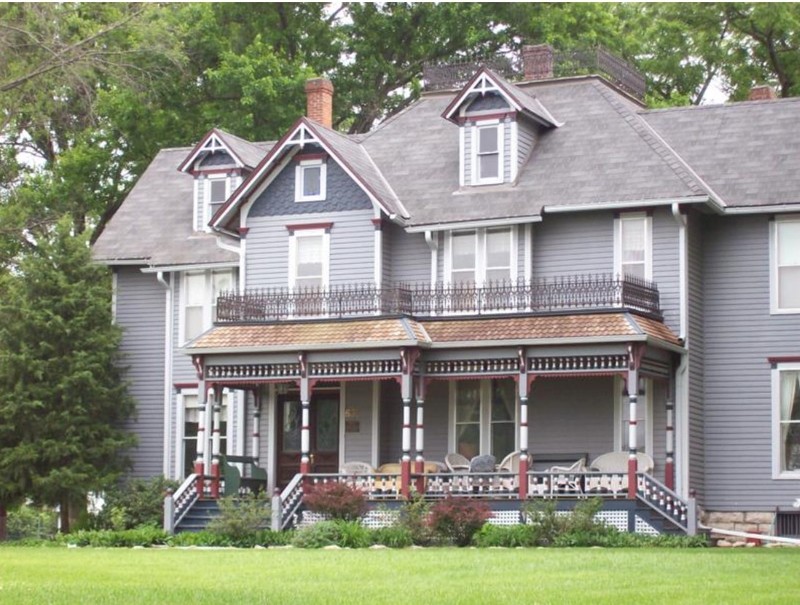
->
[0, 219, 135, 535]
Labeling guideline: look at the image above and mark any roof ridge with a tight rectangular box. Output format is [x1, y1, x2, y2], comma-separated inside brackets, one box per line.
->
[592, 80, 726, 208]
[643, 94, 800, 115]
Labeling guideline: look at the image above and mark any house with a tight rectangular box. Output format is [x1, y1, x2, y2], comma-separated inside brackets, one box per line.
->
[93, 45, 800, 536]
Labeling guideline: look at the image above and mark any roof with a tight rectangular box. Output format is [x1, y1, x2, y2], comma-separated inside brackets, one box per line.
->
[641, 96, 800, 208]
[185, 312, 680, 354]
[93, 147, 239, 267]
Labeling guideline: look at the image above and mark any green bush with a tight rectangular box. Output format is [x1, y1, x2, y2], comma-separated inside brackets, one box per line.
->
[429, 497, 491, 546]
[93, 476, 178, 530]
[291, 520, 372, 548]
[371, 525, 413, 548]
[302, 482, 367, 521]
[206, 493, 270, 541]
[474, 523, 541, 548]
[6, 504, 58, 541]
[398, 493, 433, 545]
[168, 529, 293, 548]
[62, 526, 168, 547]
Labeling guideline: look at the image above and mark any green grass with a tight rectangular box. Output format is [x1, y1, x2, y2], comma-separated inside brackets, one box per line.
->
[1, 546, 799, 604]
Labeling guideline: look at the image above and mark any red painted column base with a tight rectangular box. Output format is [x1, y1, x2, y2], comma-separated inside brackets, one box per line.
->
[517, 456, 529, 500]
[664, 460, 675, 491]
[210, 461, 220, 499]
[401, 459, 411, 499]
[627, 457, 638, 500]
[413, 459, 425, 495]
[194, 461, 205, 497]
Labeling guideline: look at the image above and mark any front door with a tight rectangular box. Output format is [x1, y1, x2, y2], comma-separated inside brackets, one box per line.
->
[276, 391, 340, 487]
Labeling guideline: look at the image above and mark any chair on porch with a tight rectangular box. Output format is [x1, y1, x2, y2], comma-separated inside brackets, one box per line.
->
[340, 461, 375, 475]
[585, 452, 654, 495]
[546, 457, 587, 494]
[445, 453, 470, 473]
[497, 451, 520, 490]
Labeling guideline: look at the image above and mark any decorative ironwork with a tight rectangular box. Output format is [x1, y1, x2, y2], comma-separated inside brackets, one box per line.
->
[206, 363, 300, 380]
[529, 355, 628, 374]
[215, 274, 661, 323]
[425, 358, 518, 376]
[309, 360, 402, 377]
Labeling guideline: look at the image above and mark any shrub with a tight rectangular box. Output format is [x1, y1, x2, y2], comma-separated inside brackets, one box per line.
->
[429, 497, 491, 546]
[474, 523, 541, 548]
[303, 482, 367, 521]
[6, 504, 58, 541]
[372, 525, 413, 548]
[93, 476, 178, 530]
[398, 492, 433, 545]
[291, 520, 371, 549]
[62, 526, 168, 548]
[207, 493, 270, 542]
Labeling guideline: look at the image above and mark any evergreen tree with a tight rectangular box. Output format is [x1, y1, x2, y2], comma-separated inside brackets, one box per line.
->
[0, 220, 134, 535]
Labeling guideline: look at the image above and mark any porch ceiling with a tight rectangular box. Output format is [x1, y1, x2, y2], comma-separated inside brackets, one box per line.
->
[185, 312, 681, 355]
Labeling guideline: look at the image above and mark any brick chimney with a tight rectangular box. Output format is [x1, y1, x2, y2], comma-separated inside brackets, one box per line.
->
[748, 84, 777, 101]
[522, 44, 554, 81]
[305, 77, 334, 128]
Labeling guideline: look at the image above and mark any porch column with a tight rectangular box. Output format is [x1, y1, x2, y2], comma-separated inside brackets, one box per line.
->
[665, 379, 675, 490]
[414, 379, 426, 494]
[400, 348, 418, 499]
[517, 348, 530, 500]
[252, 388, 262, 465]
[210, 386, 222, 498]
[626, 345, 643, 499]
[194, 405, 206, 497]
[299, 353, 311, 475]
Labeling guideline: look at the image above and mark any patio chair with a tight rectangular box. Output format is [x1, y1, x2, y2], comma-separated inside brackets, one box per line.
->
[445, 452, 470, 472]
[340, 461, 375, 475]
[546, 457, 587, 494]
[498, 451, 521, 473]
[585, 452, 654, 495]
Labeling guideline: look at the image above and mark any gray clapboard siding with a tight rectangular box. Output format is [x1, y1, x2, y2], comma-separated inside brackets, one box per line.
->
[702, 215, 800, 510]
[517, 121, 538, 168]
[246, 210, 375, 287]
[115, 267, 167, 478]
[687, 211, 705, 502]
[380, 381, 403, 463]
[532, 211, 614, 278]
[652, 208, 680, 332]
[386, 221, 430, 284]
[343, 382, 374, 463]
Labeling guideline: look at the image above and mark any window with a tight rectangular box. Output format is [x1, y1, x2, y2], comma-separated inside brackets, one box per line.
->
[205, 177, 228, 224]
[773, 364, 800, 477]
[615, 213, 652, 281]
[182, 269, 235, 342]
[472, 123, 503, 185]
[446, 227, 515, 285]
[289, 229, 329, 290]
[771, 216, 800, 313]
[295, 159, 326, 202]
[180, 391, 229, 477]
[453, 379, 516, 461]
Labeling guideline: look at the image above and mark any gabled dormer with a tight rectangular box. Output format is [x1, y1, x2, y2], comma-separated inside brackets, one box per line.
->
[442, 67, 561, 188]
[178, 129, 263, 232]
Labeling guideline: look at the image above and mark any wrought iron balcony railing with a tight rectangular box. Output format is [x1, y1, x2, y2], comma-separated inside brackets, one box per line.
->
[215, 274, 661, 323]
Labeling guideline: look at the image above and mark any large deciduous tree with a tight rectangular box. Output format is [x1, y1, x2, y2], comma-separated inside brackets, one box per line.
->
[0, 220, 134, 535]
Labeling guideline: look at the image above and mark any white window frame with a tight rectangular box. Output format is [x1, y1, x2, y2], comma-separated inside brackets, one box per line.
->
[203, 175, 230, 230]
[772, 362, 800, 479]
[179, 269, 236, 344]
[471, 121, 504, 186]
[613, 376, 654, 455]
[614, 212, 652, 281]
[449, 379, 518, 459]
[770, 215, 800, 314]
[444, 227, 517, 286]
[288, 228, 330, 290]
[295, 159, 327, 202]
[176, 389, 235, 479]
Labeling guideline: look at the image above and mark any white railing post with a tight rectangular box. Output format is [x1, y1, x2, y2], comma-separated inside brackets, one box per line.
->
[271, 487, 282, 532]
[163, 489, 175, 535]
[687, 491, 697, 536]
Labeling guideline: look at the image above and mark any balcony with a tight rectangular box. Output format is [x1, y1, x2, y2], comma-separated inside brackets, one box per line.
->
[215, 274, 661, 323]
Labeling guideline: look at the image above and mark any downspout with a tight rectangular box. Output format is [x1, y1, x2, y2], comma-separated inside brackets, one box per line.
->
[425, 230, 438, 286]
[156, 271, 174, 478]
[671, 204, 689, 498]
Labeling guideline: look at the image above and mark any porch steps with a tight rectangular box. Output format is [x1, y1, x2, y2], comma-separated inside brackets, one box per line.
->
[175, 499, 220, 533]
[633, 501, 686, 535]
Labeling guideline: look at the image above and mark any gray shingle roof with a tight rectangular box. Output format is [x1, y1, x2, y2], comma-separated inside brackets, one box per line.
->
[641, 96, 800, 208]
[93, 147, 238, 267]
[215, 129, 271, 169]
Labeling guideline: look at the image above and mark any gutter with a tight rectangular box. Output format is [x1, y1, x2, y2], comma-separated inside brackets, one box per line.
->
[156, 271, 174, 478]
[671, 203, 690, 499]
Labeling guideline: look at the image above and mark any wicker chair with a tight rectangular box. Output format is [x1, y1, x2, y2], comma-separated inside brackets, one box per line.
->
[340, 461, 375, 475]
[445, 452, 470, 472]
[585, 452, 654, 495]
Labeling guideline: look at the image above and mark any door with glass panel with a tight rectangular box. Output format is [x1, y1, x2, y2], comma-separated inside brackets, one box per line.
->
[276, 392, 340, 487]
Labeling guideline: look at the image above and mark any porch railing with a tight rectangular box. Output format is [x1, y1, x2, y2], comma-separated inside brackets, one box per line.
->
[636, 473, 692, 533]
[216, 274, 661, 323]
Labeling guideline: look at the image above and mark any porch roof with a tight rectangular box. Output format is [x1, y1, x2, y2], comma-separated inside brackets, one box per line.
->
[185, 312, 680, 355]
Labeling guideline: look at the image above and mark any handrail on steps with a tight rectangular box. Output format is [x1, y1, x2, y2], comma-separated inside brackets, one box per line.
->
[636, 473, 696, 534]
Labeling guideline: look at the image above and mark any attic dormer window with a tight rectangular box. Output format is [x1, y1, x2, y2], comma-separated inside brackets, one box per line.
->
[295, 158, 327, 202]
[473, 122, 503, 185]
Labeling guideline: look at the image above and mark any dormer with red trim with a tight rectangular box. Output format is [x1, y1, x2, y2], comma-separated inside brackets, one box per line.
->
[178, 128, 264, 232]
[442, 67, 561, 188]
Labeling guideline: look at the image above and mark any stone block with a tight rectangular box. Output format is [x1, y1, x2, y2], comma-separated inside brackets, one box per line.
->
[744, 512, 775, 525]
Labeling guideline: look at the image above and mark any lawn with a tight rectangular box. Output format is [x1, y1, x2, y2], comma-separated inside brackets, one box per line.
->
[1, 546, 799, 604]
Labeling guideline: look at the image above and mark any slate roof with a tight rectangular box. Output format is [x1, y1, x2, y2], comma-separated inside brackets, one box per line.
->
[216, 129, 269, 169]
[93, 148, 239, 267]
[641, 96, 800, 208]
[186, 312, 680, 354]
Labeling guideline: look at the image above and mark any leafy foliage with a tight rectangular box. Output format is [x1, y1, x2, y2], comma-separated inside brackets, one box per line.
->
[206, 494, 271, 541]
[6, 504, 58, 541]
[397, 492, 434, 546]
[428, 497, 492, 546]
[92, 476, 177, 531]
[302, 482, 367, 522]
[291, 519, 371, 549]
[61, 526, 168, 548]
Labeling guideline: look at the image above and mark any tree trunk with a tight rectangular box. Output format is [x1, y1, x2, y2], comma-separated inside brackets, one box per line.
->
[0, 504, 7, 541]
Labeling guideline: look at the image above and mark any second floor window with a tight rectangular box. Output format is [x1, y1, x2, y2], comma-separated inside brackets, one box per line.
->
[446, 227, 515, 286]
[295, 159, 327, 202]
[615, 213, 652, 281]
[772, 216, 800, 313]
[472, 123, 503, 185]
[290, 230, 329, 290]
[182, 269, 235, 342]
